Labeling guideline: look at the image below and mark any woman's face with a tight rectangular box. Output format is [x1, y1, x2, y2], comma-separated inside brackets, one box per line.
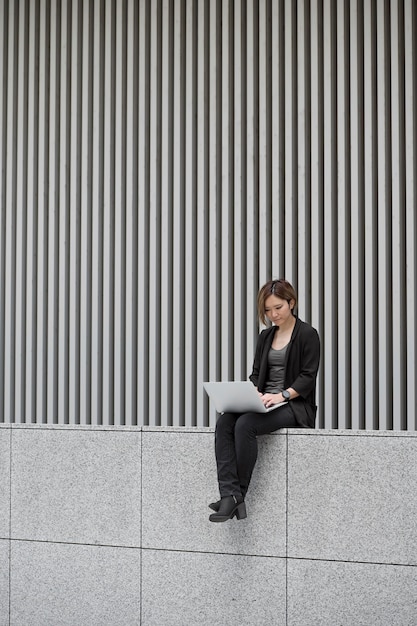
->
[264, 295, 294, 326]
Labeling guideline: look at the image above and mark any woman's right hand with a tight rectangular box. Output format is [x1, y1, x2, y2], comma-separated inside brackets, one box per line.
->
[260, 392, 282, 408]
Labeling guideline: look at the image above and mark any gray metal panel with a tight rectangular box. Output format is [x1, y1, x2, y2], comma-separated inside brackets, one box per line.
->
[0, 0, 415, 429]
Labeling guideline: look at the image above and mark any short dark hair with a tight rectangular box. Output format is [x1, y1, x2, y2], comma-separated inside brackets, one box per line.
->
[257, 279, 297, 325]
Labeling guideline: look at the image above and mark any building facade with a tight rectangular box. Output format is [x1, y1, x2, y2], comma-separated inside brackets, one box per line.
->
[0, 0, 416, 429]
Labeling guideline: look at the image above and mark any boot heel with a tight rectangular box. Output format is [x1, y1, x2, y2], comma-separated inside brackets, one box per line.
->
[235, 502, 247, 520]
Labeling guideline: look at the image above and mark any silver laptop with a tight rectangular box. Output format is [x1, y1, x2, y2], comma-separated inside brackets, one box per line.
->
[203, 381, 287, 414]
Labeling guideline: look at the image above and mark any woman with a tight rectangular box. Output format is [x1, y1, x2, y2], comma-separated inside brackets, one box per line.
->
[209, 278, 320, 523]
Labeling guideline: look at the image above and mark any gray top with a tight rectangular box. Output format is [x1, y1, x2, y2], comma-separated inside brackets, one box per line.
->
[263, 344, 288, 393]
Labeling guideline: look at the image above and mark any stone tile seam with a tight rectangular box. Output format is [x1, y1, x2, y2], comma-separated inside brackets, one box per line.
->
[6, 538, 417, 569]
[8, 427, 11, 624]
[140, 428, 143, 626]
[8, 538, 142, 551]
[141, 546, 287, 560]
[287, 432, 417, 439]
[142, 547, 417, 569]
[6, 426, 143, 433]
[286, 555, 417, 569]
[285, 430, 289, 626]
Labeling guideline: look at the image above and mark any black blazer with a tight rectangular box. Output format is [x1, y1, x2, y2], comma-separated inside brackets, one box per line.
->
[249, 317, 320, 428]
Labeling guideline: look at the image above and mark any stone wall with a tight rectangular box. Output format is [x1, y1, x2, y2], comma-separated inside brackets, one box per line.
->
[0, 425, 416, 625]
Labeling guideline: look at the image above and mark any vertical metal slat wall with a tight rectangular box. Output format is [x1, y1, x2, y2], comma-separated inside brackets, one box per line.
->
[0, 0, 416, 429]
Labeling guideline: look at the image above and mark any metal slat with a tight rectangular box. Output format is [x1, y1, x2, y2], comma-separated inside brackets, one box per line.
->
[284, 0, 295, 284]
[258, 0, 270, 289]
[323, 0, 337, 427]
[219, 0, 230, 387]
[310, 0, 325, 427]
[296, 0, 308, 323]
[137, 0, 150, 426]
[159, 0, 172, 425]
[232, 0, 243, 385]
[172, 0, 186, 426]
[270, 0, 283, 282]
[0, 0, 7, 424]
[376, 0, 390, 430]
[147, 0, 161, 426]
[349, 0, 363, 430]
[57, 0, 70, 425]
[245, 0, 258, 367]
[336, 0, 349, 429]
[15, 0, 29, 425]
[69, 0, 82, 425]
[196, 0, 209, 426]
[404, 0, 417, 431]
[391, 0, 407, 430]
[183, 0, 198, 425]
[4, 0, 19, 425]
[79, 0, 93, 426]
[124, 0, 139, 426]
[114, 0, 127, 426]
[363, 0, 378, 430]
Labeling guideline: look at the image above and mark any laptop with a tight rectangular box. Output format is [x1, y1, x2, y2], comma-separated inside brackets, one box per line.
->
[203, 381, 287, 414]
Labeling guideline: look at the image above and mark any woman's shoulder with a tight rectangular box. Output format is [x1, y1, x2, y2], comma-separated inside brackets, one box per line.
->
[294, 318, 319, 340]
[256, 325, 275, 344]
[259, 325, 276, 337]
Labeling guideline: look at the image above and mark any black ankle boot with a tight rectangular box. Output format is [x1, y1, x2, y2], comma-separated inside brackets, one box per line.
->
[209, 496, 247, 522]
[209, 491, 247, 512]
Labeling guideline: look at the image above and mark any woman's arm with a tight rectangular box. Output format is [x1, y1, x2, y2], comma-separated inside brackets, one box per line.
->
[248, 329, 268, 387]
[289, 327, 320, 397]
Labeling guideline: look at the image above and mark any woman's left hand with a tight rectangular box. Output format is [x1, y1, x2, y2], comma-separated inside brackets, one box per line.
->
[260, 392, 282, 408]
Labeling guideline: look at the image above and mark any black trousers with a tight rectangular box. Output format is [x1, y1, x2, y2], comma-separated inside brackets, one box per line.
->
[214, 404, 298, 498]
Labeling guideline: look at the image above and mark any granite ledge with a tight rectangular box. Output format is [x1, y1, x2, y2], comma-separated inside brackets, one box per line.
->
[0, 423, 143, 432]
[288, 428, 417, 438]
[0, 423, 415, 438]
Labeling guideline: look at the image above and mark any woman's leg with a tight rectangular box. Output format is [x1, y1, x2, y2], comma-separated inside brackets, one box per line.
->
[214, 412, 243, 498]
[234, 404, 298, 496]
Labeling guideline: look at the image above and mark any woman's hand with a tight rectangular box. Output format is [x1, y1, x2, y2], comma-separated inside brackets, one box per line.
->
[260, 392, 283, 408]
